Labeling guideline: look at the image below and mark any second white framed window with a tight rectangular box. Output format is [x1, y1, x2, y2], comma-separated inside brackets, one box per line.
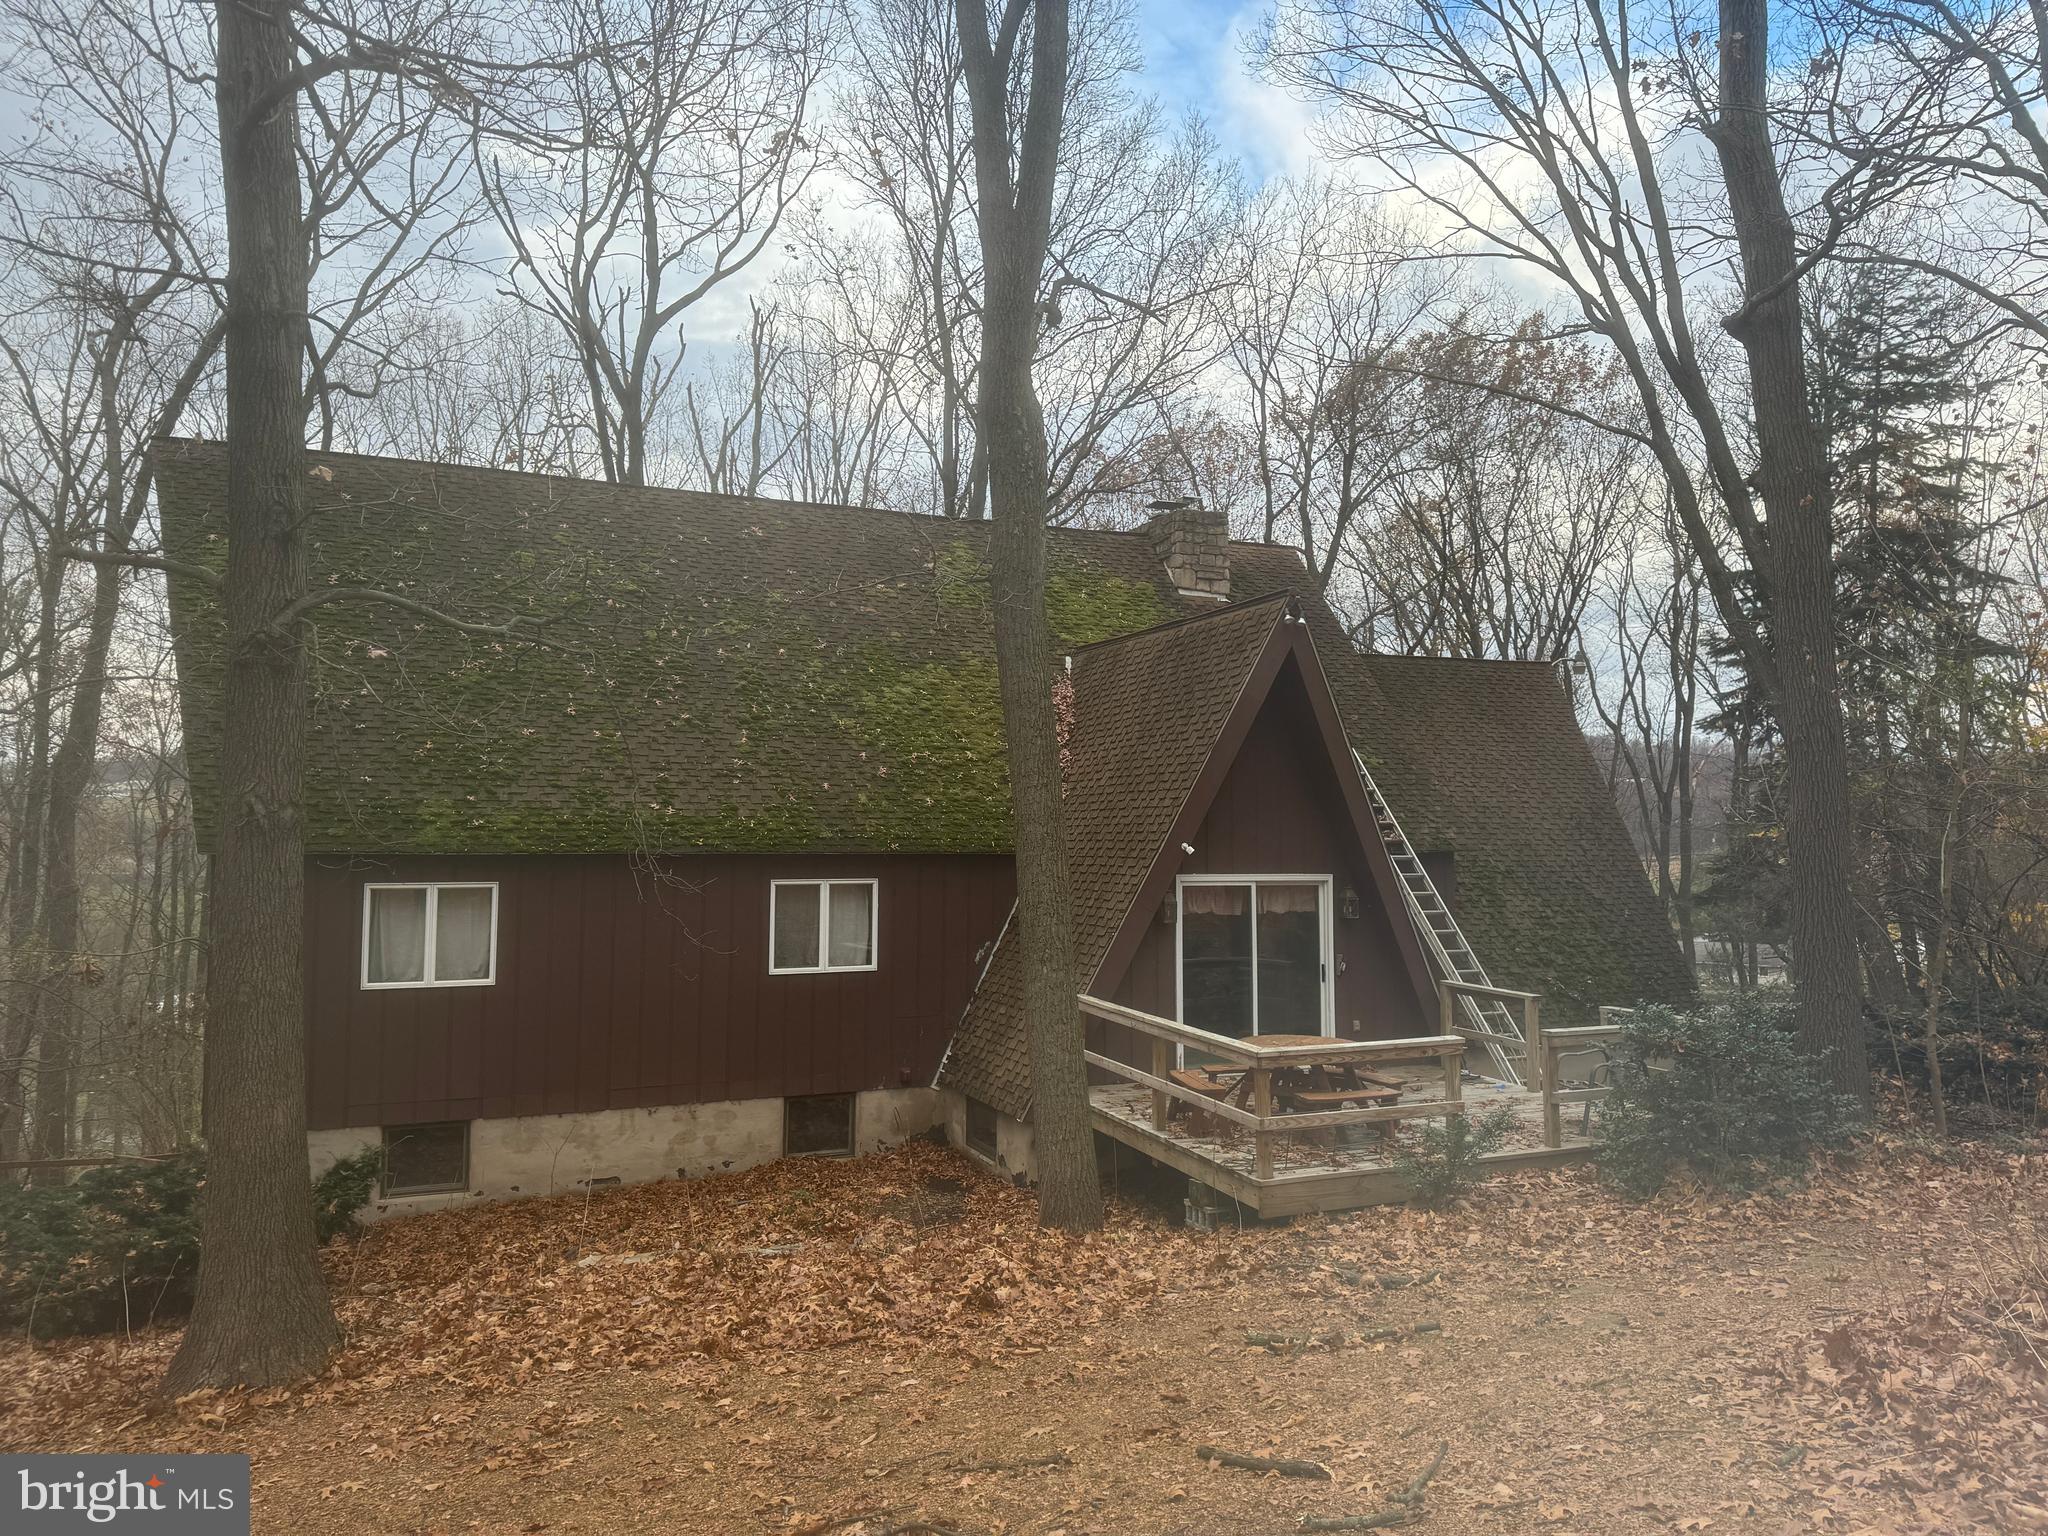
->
[362, 882, 498, 988]
[770, 879, 877, 973]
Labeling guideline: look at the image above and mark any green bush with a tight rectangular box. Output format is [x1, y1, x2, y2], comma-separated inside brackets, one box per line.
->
[1596, 996, 1860, 1198]
[313, 1147, 383, 1244]
[0, 1150, 205, 1336]
[1389, 1104, 1521, 1208]
[0, 1142, 383, 1338]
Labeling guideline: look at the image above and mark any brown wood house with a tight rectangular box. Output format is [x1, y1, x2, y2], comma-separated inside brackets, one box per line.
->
[156, 440, 1690, 1210]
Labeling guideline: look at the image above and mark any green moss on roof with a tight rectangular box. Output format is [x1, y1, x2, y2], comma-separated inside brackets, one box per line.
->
[933, 542, 991, 611]
[155, 444, 1215, 856]
[928, 540, 1170, 649]
[1360, 654, 1694, 1021]
[1047, 561, 1171, 647]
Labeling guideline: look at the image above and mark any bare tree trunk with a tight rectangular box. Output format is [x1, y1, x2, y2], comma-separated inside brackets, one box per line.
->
[0, 556, 61, 1162]
[1923, 812, 1953, 1137]
[1710, 0, 1869, 1103]
[954, 0, 1101, 1231]
[164, 0, 339, 1392]
[31, 321, 141, 1174]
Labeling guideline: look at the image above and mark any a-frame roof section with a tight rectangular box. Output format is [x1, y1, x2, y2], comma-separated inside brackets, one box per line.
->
[939, 593, 1441, 1120]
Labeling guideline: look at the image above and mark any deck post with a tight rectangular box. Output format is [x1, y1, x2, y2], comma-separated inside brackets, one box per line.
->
[1251, 1066, 1274, 1181]
[1529, 996, 1561, 1149]
[1150, 1036, 1172, 1131]
[1439, 982, 1455, 1039]
[1441, 1041, 1462, 1107]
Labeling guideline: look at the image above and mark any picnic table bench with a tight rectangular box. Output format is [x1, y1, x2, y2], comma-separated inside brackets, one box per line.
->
[1166, 1037, 1409, 1144]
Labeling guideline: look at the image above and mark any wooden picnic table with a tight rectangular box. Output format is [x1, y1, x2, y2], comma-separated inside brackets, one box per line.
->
[1255, 1035, 1406, 1145]
[1174, 1034, 1407, 1123]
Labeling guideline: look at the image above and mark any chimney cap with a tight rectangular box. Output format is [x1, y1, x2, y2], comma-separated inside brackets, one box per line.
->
[1146, 495, 1204, 513]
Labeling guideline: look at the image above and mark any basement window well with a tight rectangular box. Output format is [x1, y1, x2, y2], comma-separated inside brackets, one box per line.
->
[381, 1120, 470, 1197]
[786, 1093, 855, 1157]
[964, 1097, 999, 1161]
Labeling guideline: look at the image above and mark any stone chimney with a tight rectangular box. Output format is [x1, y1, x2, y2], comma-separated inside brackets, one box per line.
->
[1141, 497, 1229, 600]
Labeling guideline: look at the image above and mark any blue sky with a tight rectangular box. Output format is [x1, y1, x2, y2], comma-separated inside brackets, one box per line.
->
[1131, 0, 1313, 182]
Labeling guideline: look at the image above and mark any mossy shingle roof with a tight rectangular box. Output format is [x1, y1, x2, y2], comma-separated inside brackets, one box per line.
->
[1361, 655, 1696, 1020]
[157, 440, 1317, 856]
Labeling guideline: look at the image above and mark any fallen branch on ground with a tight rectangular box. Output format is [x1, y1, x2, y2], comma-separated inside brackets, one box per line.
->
[1298, 1441, 1449, 1531]
[1246, 1328, 1348, 1352]
[951, 1451, 1070, 1473]
[1196, 1445, 1333, 1480]
[791, 1508, 905, 1535]
[790, 1511, 961, 1536]
[1377, 1270, 1442, 1290]
[1246, 1321, 1441, 1354]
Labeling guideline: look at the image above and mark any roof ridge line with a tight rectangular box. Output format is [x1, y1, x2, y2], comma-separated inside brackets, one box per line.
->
[1366, 650, 1568, 668]
[1066, 589, 1293, 656]
[157, 438, 1307, 556]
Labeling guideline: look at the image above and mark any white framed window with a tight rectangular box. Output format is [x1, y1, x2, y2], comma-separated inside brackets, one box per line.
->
[769, 878, 878, 974]
[361, 882, 499, 989]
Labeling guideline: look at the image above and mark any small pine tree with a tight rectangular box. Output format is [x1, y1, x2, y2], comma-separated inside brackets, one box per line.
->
[0, 1150, 206, 1335]
[1597, 998, 1859, 1197]
[1387, 1104, 1521, 1208]
[1699, 262, 2024, 1038]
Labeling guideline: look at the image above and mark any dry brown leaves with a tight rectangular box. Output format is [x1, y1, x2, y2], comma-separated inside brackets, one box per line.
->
[1735, 1166, 2048, 1534]
[2, 1125, 2043, 1536]
[1, 1140, 1263, 1451]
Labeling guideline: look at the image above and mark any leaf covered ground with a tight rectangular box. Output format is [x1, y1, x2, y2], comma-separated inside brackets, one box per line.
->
[2, 1132, 2043, 1534]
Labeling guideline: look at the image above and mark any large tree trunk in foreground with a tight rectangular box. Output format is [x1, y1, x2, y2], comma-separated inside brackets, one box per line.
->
[1712, 0, 1869, 1105]
[955, 0, 1102, 1231]
[983, 277, 1100, 1231]
[164, 0, 339, 1392]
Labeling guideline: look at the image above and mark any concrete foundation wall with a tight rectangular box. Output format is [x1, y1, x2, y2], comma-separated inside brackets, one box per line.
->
[310, 1086, 947, 1221]
[855, 1086, 943, 1154]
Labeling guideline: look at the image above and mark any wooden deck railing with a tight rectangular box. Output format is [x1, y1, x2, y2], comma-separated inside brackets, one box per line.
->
[1535, 1018, 1630, 1147]
[1077, 994, 1466, 1181]
[1437, 979, 1540, 1061]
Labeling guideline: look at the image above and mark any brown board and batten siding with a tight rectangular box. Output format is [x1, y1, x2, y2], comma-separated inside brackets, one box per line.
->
[1092, 662, 1435, 1077]
[303, 853, 1013, 1131]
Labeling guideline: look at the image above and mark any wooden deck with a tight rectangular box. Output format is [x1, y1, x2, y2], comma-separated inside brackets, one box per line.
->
[1089, 1070, 1594, 1218]
[1077, 991, 1617, 1219]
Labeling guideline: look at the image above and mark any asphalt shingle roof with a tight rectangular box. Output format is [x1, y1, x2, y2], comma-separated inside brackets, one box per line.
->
[938, 596, 1293, 1119]
[156, 440, 1690, 1112]
[155, 440, 1319, 856]
[1361, 655, 1697, 1021]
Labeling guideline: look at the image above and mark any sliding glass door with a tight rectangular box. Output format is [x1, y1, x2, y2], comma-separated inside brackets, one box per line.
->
[1178, 877, 1330, 1040]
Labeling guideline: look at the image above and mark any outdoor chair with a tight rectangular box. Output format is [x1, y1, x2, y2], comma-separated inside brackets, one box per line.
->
[1551, 1045, 1614, 1136]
